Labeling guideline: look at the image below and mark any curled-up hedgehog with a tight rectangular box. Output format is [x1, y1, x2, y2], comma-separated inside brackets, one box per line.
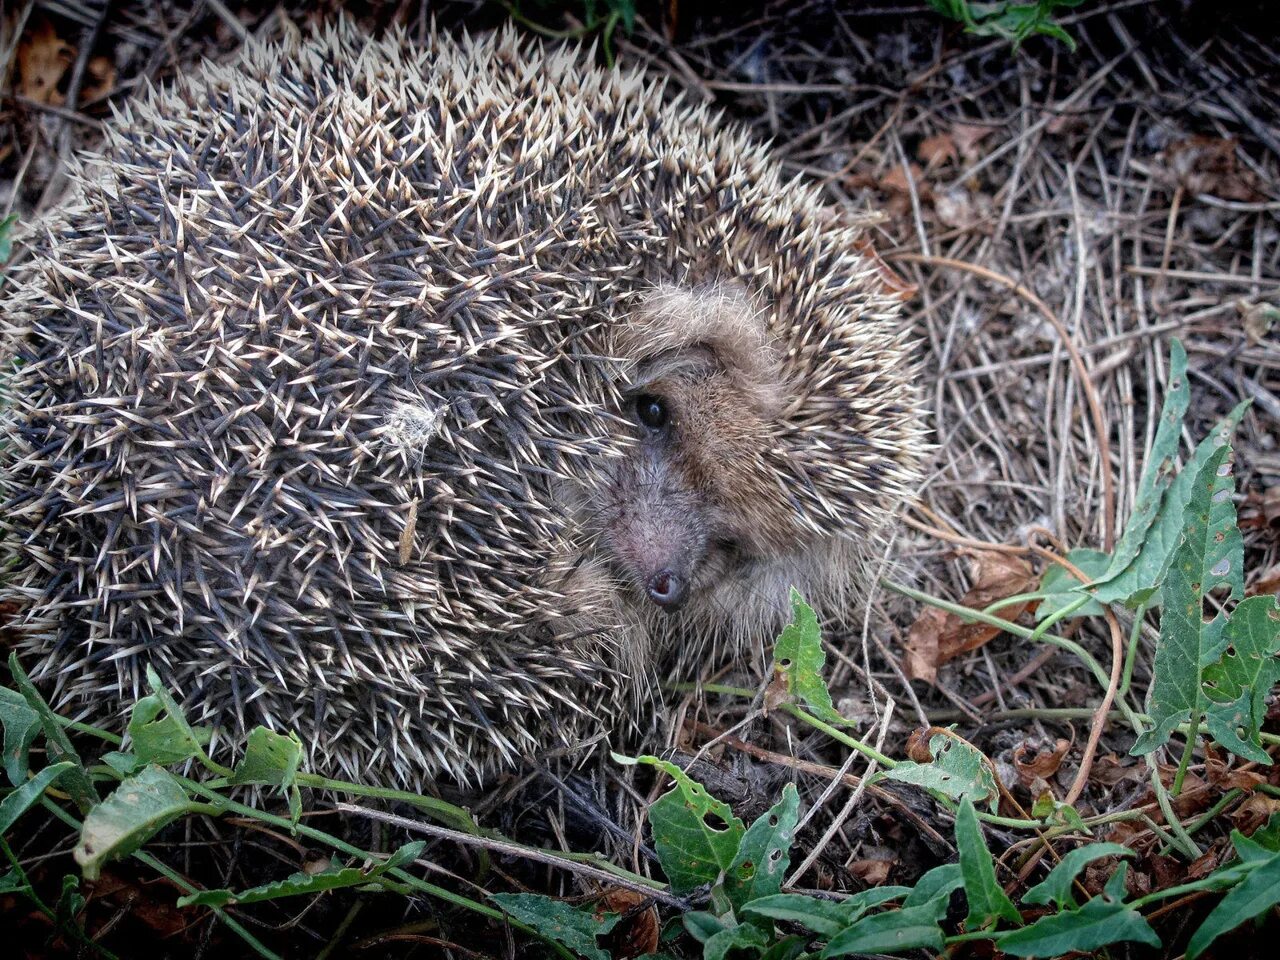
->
[0, 22, 926, 786]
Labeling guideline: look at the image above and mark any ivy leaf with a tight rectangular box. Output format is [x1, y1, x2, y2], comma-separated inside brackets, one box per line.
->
[0, 687, 41, 786]
[877, 732, 999, 811]
[74, 766, 221, 881]
[1187, 846, 1280, 959]
[613, 754, 744, 894]
[1201, 595, 1280, 764]
[725, 783, 800, 910]
[773, 590, 849, 727]
[1001, 866, 1159, 956]
[184, 842, 426, 909]
[1132, 445, 1249, 757]
[1021, 843, 1133, 908]
[955, 797, 1020, 930]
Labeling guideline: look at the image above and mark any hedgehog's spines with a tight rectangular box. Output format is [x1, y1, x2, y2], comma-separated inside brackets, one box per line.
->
[0, 19, 927, 788]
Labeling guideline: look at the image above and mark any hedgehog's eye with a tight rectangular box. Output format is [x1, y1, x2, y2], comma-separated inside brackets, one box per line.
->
[634, 393, 669, 431]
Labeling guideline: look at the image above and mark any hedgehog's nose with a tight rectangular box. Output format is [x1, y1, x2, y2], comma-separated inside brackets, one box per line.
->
[646, 569, 687, 612]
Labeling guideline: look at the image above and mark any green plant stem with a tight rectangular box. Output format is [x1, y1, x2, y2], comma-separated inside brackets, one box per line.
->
[1144, 758, 1201, 859]
[38, 797, 279, 960]
[1171, 718, 1199, 796]
[883, 579, 1146, 732]
[173, 777, 574, 960]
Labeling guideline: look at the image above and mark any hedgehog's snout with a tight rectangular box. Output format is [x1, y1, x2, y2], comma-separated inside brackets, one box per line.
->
[599, 448, 710, 613]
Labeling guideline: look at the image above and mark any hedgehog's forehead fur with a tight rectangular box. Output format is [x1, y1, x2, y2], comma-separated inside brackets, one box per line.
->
[0, 21, 926, 787]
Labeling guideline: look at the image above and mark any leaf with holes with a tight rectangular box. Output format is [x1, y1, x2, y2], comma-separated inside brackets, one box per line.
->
[773, 589, 848, 726]
[229, 727, 305, 824]
[1201, 595, 1280, 764]
[877, 732, 999, 811]
[725, 784, 799, 910]
[1131, 444, 1248, 757]
[1002, 866, 1158, 956]
[1091, 400, 1247, 607]
[955, 797, 1020, 930]
[184, 841, 425, 908]
[75, 766, 221, 881]
[614, 754, 744, 894]
[127, 692, 213, 768]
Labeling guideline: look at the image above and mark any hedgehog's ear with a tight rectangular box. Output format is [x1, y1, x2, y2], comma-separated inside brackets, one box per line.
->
[617, 284, 783, 403]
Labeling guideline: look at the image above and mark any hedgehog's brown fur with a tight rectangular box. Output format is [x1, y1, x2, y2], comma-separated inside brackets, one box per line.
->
[0, 22, 927, 786]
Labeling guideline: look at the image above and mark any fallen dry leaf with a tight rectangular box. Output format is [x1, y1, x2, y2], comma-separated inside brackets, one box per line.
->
[599, 888, 660, 959]
[1229, 792, 1280, 834]
[17, 18, 74, 106]
[1163, 136, 1264, 202]
[850, 858, 894, 885]
[950, 122, 998, 163]
[904, 549, 1038, 684]
[918, 132, 957, 170]
[1013, 737, 1070, 785]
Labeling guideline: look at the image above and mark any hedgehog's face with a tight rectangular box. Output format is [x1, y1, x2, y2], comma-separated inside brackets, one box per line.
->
[585, 285, 842, 639]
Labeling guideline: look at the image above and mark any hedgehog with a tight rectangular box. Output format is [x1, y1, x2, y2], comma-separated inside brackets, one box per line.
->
[0, 21, 927, 787]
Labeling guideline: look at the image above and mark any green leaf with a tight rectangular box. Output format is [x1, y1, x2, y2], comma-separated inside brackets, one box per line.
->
[8, 654, 98, 812]
[1036, 549, 1109, 622]
[0, 761, 74, 834]
[127, 693, 213, 767]
[0, 687, 40, 786]
[1001, 866, 1159, 956]
[1090, 339, 1190, 596]
[99, 751, 144, 777]
[134, 666, 227, 774]
[1187, 847, 1280, 959]
[74, 766, 220, 881]
[230, 727, 304, 786]
[1131, 444, 1249, 756]
[903, 862, 963, 909]
[0, 213, 16, 263]
[182, 841, 426, 908]
[0, 865, 31, 895]
[742, 894, 853, 938]
[744, 885, 915, 938]
[877, 733, 999, 811]
[758, 936, 807, 960]
[229, 727, 305, 824]
[703, 921, 769, 960]
[613, 754, 744, 894]
[955, 797, 1020, 929]
[682, 910, 730, 944]
[773, 590, 849, 727]
[53, 873, 86, 930]
[725, 784, 800, 909]
[821, 901, 946, 957]
[1202, 594, 1280, 763]
[1021, 843, 1133, 908]
[1092, 401, 1247, 607]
